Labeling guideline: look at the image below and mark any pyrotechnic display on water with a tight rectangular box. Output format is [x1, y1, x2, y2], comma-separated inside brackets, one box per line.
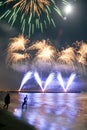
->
[5, 35, 87, 92]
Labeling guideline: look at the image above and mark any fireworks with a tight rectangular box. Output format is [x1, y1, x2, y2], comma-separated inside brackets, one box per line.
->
[28, 39, 57, 62]
[7, 35, 29, 53]
[36, 45, 56, 61]
[7, 0, 50, 16]
[6, 35, 30, 66]
[6, 52, 29, 64]
[77, 42, 87, 65]
[5, 35, 87, 75]
[0, 0, 67, 37]
[57, 47, 76, 65]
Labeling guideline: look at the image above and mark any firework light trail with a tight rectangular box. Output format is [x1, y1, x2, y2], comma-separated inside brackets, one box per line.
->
[77, 42, 87, 65]
[57, 72, 76, 92]
[19, 71, 76, 92]
[65, 73, 76, 92]
[8, 38, 86, 92]
[6, 53, 29, 64]
[5, 35, 87, 76]
[7, 35, 29, 53]
[19, 71, 32, 91]
[28, 40, 57, 72]
[34, 71, 44, 91]
[28, 40, 57, 62]
[0, 0, 67, 37]
[35, 43, 56, 62]
[6, 35, 30, 66]
[57, 47, 76, 65]
[28, 40, 49, 50]
[57, 72, 66, 92]
[43, 73, 54, 91]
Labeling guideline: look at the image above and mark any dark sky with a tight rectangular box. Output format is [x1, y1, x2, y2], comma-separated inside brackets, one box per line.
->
[0, 0, 87, 90]
[50, 0, 87, 44]
[29, 0, 87, 47]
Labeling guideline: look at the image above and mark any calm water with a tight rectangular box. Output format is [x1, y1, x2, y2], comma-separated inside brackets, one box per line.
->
[1, 92, 87, 130]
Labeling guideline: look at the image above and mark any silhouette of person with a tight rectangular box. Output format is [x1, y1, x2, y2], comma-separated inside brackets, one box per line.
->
[3, 93, 10, 110]
[22, 95, 28, 109]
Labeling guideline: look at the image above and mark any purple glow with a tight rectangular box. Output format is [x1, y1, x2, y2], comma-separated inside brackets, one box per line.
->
[57, 72, 66, 91]
[65, 73, 76, 92]
[19, 71, 76, 92]
[43, 73, 54, 91]
[18, 71, 32, 91]
[34, 72, 44, 91]
[57, 72, 76, 92]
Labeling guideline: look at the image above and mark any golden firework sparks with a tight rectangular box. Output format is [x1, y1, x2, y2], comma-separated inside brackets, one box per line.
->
[7, 35, 29, 53]
[27, 40, 47, 50]
[58, 47, 76, 65]
[6, 52, 30, 65]
[28, 39, 57, 62]
[36, 45, 56, 61]
[0, 0, 67, 37]
[77, 42, 87, 65]
[6, 0, 50, 15]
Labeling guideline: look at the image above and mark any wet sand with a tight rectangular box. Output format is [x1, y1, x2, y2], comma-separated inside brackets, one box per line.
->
[1, 92, 87, 130]
[0, 108, 36, 130]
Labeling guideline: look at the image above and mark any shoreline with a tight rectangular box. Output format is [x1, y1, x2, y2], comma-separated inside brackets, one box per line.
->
[0, 90, 82, 93]
[0, 108, 36, 130]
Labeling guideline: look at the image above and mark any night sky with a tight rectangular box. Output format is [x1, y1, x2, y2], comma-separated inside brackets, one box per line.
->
[0, 0, 87, 90]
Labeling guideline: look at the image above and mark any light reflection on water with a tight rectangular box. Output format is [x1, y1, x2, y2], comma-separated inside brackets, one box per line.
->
[3, 93, 87, 130]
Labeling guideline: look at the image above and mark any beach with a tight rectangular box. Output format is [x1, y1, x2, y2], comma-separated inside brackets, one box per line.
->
[1, 92, 87, 130]
[0, 108, 36, 130]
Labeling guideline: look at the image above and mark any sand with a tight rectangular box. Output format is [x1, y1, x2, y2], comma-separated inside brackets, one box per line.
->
[0, 108, 36, 130]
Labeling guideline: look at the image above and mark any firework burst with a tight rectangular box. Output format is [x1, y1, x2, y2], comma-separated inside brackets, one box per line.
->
[36, 44, 56, 62]
[77, 42, 87, 65]
[57, 47, 77, 67]
[57, 47, 77, 70]
[6, 35, 31, 66]
[0, 0, 67, 37]
[28, 39, 57, 72]
[28, 39, 57, 62]
[6, 52, 29, 65]
[7, 35, 29, 53]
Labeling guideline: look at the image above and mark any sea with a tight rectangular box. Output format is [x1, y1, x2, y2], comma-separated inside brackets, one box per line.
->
[0, 92, 87, 130]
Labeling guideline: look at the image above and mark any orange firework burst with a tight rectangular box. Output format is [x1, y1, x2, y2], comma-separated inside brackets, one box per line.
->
[28, 40, 57, 62]
[0, 0, 67, 37]
[57, 47, 76, 65]
[77, 42, 87, 65]
[6, 52, 30, 65]
[36, 45, 56, 61]
[6, 35, 31, 67]
[27, 40, 48, 50]
[6, 0, 50, 15]
[7, 35, 29, 53]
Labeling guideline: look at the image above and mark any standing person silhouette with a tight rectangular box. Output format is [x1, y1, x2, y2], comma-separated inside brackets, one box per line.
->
[3, 93, 10, 110]
[22, 95, 28, 109]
